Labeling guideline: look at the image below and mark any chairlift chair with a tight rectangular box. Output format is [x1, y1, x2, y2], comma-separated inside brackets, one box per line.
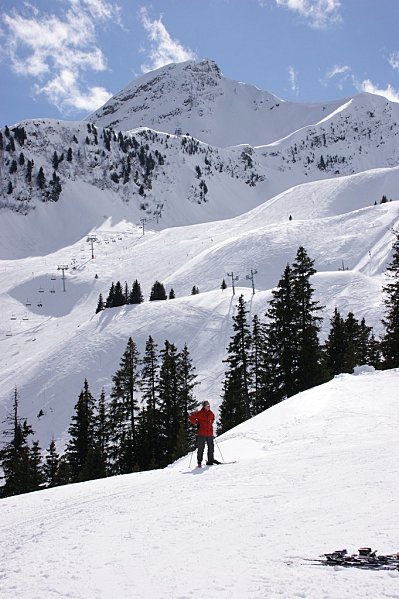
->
[10, 314, 17, 320]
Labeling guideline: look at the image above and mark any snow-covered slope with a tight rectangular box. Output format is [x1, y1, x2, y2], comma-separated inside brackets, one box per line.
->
[1, 166, 398, 448]
[1, 367, 398, 599]
[88, 59, 346, 147]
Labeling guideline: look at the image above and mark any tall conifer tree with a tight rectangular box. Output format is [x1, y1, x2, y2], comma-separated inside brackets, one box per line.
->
[381, 231, 399, 367]
[66, 379, 96, 482]
[108, 338, 140, 473]
[218, 295, 252, 434]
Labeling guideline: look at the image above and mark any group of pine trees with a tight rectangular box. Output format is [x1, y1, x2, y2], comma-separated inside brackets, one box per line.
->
[96, 281, 201, 313]
[217, 240, 399, 434]
[0, 337, 199, 497]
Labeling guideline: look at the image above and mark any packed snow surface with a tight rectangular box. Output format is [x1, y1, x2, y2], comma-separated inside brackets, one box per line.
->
[1, 367, 398, 598]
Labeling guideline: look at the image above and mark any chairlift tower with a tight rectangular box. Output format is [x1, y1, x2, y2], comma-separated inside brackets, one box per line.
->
[57, 264, 69, 292]
[227, 271, 239, 295]
[86, 235, 97, 259]
[140, 217, 147, 235]
[246, 268, 258, 294]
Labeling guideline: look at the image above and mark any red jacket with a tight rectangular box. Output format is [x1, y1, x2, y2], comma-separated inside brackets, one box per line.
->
[189, 408, 215, 437]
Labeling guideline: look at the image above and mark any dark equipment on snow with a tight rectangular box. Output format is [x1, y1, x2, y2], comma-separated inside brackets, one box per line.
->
[308, 548, 399, 570]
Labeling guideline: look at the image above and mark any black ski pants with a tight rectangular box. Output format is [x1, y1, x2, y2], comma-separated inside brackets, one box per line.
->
[197, 435, 214, 464]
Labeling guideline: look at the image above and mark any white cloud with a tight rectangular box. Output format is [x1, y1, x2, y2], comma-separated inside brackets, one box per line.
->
[388, 51, 399, 72]
[139, 7, 196, 73]
[35, 68, 112, 112]
[321, 63, 351, 90]
[273, 0, 341, 28]
[1, 0, 120, 114]
[288, 66, 299, 94]
[356, 79, 399, 104]
[326, 64, 351, 79]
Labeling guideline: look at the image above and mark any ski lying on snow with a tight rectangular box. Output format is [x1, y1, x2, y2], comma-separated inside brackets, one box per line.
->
[305, 548, 399, 571]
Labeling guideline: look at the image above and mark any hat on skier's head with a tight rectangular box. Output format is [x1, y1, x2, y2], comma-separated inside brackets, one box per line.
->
[202, 401, 210, 407]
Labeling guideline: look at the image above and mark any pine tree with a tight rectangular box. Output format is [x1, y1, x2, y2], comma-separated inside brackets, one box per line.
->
[218, 295, 252, 434]
[264, 264, 298, 401]
[108, 338, 140, 473]
[221, 279, 227, 290]
[52, 151, 59, 170]
[65, 380, 96, 482]
[96, 293, 105, 314]
[0, 388, 38, 497]
[67, 147, 73, 162]
[249, 314, 278, 414]
[149, 281, 167, 301]
[112, 281, 126, 307]
[43, 439, 60, 487]
[291, 246, 325, 391]
[29, 441, 45, 491]
[175, 344, 200, 454]
[129, 279, 143, 304]
[191, 286, 199, 295]
[26, 159, 33, 183]
[92, 388, 109, 475]
[139, 336, 161, 468]
[323, 308, 347, 375]
[37, 166, 46, 190]
[158, 340, 180, 465]
[381, 231, 399, 367]
[105, 282, 115, 308]
[168, 288, 175, 299]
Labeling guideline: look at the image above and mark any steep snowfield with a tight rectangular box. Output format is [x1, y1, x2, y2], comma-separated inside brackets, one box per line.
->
[1, 367, 398, 599]
[88, 59, 346, 147]
[0, 166, 398, 448]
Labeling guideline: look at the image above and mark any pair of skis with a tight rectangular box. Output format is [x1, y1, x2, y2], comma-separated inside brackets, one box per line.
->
[196, 460, 237, 468]
[307, 548, 399, 571]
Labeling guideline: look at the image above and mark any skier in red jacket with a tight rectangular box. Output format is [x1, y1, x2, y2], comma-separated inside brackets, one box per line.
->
[189, 401, 215, 467]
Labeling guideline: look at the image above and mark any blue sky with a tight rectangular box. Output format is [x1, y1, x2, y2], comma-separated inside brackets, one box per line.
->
[1, 0, 398, 125]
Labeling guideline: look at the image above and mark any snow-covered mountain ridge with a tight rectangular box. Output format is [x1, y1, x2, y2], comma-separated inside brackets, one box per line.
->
[88, 59, 347, 147]
[1, 84, 398, 223]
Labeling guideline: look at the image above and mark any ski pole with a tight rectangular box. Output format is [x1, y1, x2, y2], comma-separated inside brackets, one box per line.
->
[189, 435, 198, 468]
[214, 436, 225, 463]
